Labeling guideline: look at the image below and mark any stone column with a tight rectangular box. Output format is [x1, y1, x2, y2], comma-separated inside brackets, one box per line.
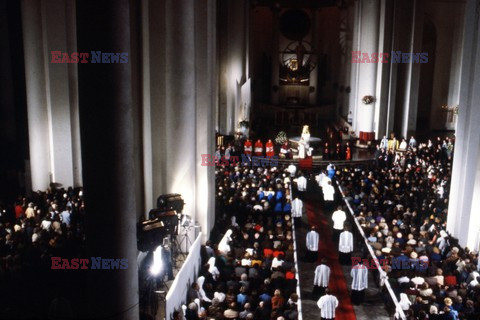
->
[401, 0, 424, 138]
[356, 0, 380, 141]
[309, 8, 318, 106]
[446, 0, 480, 251]
[271, 7, 280, 105]
[76, 0, 139, 318]
[195, 0, 217, 242]
[374, 0, 394, 138]
[163, 0, 197, 234]
[21, 0, 82, 191]
[144, 0, 216, 241]
[349, 0, 361, 132]
[21, 0, 50, 191]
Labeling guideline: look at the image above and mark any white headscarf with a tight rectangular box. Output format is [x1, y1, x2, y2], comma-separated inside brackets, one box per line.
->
[218, 229, 233, 254]
[399, 293, 411, 310]
[196, 276, 211, 302]
[208, 257, 219, 280]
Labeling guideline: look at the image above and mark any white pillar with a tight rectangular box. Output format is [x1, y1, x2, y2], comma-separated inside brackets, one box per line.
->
[144, 0, 216, 240]
[271, 8, 280, 105]
[447, 0, 480, 251]
[21, 0, 81, 191]
[194, 0, 216, 242]
[309, 8, 318, 106]
[356, 0, 380, 142]
[401, 0, 424, 138]
[164, 0, 197, 224]
[349, 0, 361, 132]
[374, 0, 393, 139]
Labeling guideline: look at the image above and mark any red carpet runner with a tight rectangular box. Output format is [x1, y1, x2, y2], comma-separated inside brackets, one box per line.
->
[298, 157, 313, 172]
[305, 200, 356, 320]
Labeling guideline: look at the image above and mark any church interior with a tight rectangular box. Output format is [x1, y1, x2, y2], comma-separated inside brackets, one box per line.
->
[1, 0, 480, 319]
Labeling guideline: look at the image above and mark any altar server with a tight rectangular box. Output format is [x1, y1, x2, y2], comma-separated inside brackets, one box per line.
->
[313, 259, 331, 299]
[317, 288, 339, 320]
[305, 226, 319, 262]
[291, 196, 304, 228]
[351, 261, 368, 304]
[338, 228, 354, 265]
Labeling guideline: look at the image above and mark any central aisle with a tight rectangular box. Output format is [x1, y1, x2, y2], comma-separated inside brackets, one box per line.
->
[305, 200, 357, 320]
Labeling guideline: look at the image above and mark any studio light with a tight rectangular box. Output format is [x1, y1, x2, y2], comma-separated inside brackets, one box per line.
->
[150, 245, 163, 276]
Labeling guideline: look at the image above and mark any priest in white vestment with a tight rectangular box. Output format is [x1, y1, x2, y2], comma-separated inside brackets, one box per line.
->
[313, 258, 331, 299]
[291, 196, 304, 228]
[322, 181, 335, 211]
[298, 137, 306, 159]
[305, 226, 319, 262]
[351, 262, 368, 305]
[338, 228, 354, 265]
[317, 288, 339, 320]
[331, 206, 346, 244]
[296, 174, 307, 192]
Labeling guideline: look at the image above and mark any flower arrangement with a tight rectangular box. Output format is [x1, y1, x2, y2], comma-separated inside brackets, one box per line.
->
[362, 95, 374, 105]
[275, 131, 288, 145]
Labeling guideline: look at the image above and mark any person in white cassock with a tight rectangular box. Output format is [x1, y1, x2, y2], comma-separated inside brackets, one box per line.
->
[322, 181, 335, 211]
[291, 196, 304, 228]
[313, 259, 331, 299]
[338, 227, 353, 265]
[351, 261, 368, 305]
[315, 171, 327, 188]
[305, 226, 319, 262]
[331, 206, 346, 244]
[317, 288, 338, 320]
[296, 174, 307, 193]
[287, 164, 297, 177]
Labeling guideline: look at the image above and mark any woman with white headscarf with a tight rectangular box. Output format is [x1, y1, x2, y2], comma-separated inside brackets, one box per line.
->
[399, 293, 411, 311]
[218, 229, 233, 254]
[196, 276, 212, 303]
[208, 257, 220, 281]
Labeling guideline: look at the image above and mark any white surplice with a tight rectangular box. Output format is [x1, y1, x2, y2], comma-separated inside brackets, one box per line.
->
[297, 176, 307, 191]
[291, 198, 304, 218]
[314, 264, 331, 287]
[306, 230, 319, 251]
[339, 231, 354, 253]
[351, 263, 369, 291]
[317, 294, 339, 319]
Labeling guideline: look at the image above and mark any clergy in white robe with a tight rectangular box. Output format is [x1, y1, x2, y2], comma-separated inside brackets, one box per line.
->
[338, 230, 353, 265]
[305, 226, 319, 262]
[317, 289, 339, 320]
[291, 197, 304, 228]
[351, 262, 368, 305]
[298, 137, 306, 159]
[322, 181, 335, 211]
[313, 259, 331, 299]
[315, 172, 326, 187]
[296, 175, 307, 192]
[331, 207, 346, 244]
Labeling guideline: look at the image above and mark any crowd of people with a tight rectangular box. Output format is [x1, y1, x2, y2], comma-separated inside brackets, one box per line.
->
[0, 187, 86, 317]
[335, 136, 480, 319]
[180, 164, 302, 320]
